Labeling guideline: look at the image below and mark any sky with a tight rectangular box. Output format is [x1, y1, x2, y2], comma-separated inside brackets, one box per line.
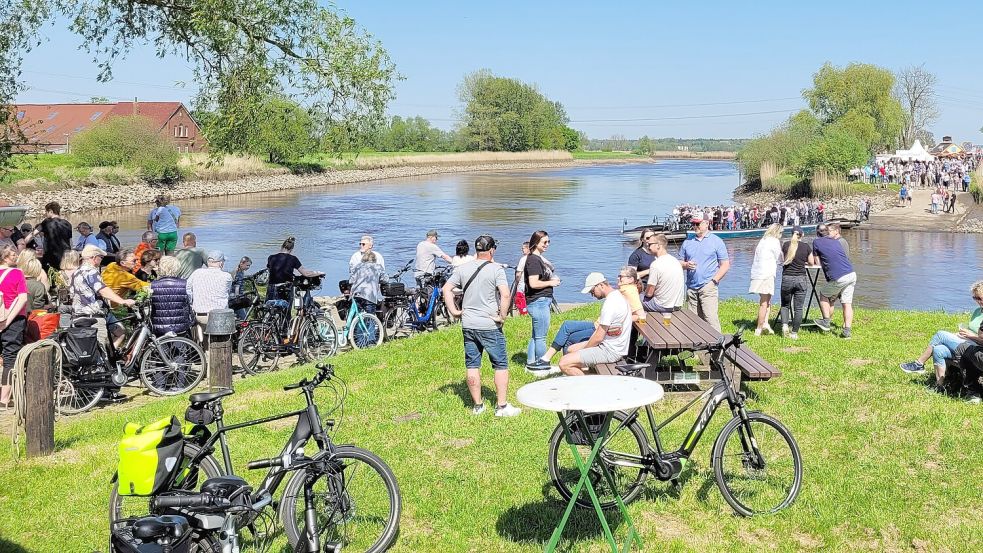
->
[14, 0, 983, 142]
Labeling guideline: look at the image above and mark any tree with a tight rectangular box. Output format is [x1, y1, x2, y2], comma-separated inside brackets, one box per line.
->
[219, 96, 315, 163]
[894, 64, 938, 147]
[1, 0, 398, 175]
[803, 62, 904, 150]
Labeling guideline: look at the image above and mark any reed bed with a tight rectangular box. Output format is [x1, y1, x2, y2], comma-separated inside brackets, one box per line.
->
[179, 154, 286, 181]
[810, 169, 855, 198]
[351, 150, 573, 168]
[649, 150, 736, 160]
[971, 166, 983, 204]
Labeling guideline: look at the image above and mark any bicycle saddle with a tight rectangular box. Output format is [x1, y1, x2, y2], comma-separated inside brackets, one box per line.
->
[614, 363, 650, 376]
[189, 388, 234, 404]
[132, 515, 190, 540]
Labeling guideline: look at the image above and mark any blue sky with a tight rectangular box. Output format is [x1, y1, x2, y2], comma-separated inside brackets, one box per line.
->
[15, 0, 983, 142]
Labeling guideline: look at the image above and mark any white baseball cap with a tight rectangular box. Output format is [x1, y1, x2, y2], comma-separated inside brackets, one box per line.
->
[581, 272, 606, 294]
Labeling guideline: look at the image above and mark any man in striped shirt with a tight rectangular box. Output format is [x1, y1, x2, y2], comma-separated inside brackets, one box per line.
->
[187, 250, 233, 342]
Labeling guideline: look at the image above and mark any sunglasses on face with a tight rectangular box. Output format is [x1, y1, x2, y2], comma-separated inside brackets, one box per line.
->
[360, 242, 368, 246]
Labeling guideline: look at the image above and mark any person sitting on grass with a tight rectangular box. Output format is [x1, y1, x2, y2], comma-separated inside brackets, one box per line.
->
[901, 280, 983, 390]
[556, 273, 632, 377]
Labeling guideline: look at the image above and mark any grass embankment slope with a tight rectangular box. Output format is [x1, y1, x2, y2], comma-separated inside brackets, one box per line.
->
[2, 300, 982, 552]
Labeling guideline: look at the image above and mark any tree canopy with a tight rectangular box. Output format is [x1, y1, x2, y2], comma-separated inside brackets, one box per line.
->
[1, 0, 398, 173]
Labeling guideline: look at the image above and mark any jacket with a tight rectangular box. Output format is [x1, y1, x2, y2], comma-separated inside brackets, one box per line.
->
[150, 277, 194, 335]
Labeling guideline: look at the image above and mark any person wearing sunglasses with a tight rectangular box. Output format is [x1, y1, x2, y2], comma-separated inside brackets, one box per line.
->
[349, 235, 385, 276]
[901, 280, 983, 398]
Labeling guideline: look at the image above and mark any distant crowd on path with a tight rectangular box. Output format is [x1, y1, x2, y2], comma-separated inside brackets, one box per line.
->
[673, 199, 828, 231]
[856, 156, 979, 190]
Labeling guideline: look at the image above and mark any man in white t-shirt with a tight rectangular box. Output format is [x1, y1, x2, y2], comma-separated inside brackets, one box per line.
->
[349, 235, 385, 276]
[558, 273, 632, 376]
[414, 229, 452, 280]
[642, 233, 685, 312]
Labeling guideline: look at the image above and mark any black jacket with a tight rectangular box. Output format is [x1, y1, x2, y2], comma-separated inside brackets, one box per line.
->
[150, 277, 194, 336]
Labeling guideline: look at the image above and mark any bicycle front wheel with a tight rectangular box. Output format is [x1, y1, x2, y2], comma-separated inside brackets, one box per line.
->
[299, 315, 339, 362]
[237, 322, 281, 375]
[547, 411, 650, 510]
[139, 336, 206, 395]
[279, 446, 401, 553]
[712, 412, 802, 516]
[348, 313, 384, 349]
[382, 306, 411, 340]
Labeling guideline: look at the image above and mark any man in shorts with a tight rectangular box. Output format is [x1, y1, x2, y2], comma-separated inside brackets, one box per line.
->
[811, 223, 856, 338]
[558, 272, 632, 376]
[443, 235, 520, 417]
[147, 195, 182, 254]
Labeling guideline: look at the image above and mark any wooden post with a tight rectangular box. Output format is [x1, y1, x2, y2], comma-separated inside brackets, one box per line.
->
[24, 346, 55, 457]
[208, 336, 233, 391]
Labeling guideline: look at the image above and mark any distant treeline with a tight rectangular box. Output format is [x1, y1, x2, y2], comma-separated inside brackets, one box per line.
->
[585, 137, 749, 153]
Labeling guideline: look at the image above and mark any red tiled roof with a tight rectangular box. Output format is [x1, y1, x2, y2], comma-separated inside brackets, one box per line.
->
[14, 104, 111, 146]
[109, 102, 183, 131]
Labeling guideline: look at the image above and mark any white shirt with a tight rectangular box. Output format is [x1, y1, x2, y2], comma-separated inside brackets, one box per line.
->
[647, 253, 685, 309]
[186, 267, 233, 314]
[451, 254, 475, 267]
[349, 250, 385, 276]
[598, 290, 632, 357]
[750, 236, 783, 280]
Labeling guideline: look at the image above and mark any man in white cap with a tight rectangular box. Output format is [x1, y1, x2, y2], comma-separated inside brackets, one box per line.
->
[71, 244, 136, 345]
[557, 272, 632, 377]
[186, 250, 233, 342]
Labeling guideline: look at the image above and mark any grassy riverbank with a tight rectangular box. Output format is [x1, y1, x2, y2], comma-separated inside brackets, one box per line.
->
[2, 300, 982, 551]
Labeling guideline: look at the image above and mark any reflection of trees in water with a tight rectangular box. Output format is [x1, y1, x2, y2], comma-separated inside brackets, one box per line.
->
[456, 174, 583, 224]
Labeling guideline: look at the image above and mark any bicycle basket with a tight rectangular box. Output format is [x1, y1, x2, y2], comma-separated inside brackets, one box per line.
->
[117, 416, 185, 496]
[338, 279, 351, 295]
[61, 326, 103, 368]
[381, 281, 406, 297]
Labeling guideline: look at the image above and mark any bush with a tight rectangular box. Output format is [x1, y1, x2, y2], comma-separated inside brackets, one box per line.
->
[71, 116, 181, 182]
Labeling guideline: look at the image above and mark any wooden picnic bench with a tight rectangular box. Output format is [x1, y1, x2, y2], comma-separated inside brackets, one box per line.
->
[594, 309, 781, 392]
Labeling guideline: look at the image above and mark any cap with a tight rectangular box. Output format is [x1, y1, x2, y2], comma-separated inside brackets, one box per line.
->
[426, 229, 439, 238]
[475, 235, 497, 252]
[80, 244, 107, 259]
[581, 272, 606, 294]
[207, 250, 227, 263]
[689, 217, 703, 225]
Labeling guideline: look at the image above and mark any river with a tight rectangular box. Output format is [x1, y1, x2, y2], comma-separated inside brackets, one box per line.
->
[89, 160, 980, 312]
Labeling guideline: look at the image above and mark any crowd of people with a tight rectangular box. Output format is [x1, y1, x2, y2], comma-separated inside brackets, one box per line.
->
[856, 157, 979, 189]
[672, 200, 828, 231]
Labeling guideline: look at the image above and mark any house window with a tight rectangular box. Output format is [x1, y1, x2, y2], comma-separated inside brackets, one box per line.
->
[174, 126, 180, 137]
[90, 111, 103, 121]
[183, 126, 189, 138]
[16, 111, 24, 120]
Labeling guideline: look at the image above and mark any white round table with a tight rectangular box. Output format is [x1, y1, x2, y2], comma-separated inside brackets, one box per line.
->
[517, 375, 664, 552]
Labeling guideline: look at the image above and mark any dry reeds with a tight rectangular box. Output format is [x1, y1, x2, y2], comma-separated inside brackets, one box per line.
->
[649, 150, 736, 160]
[179, 154, 286, 181]
[971, 166, 983, 204]
[810, 169, 854, 198]
[351, 150, 573, 168]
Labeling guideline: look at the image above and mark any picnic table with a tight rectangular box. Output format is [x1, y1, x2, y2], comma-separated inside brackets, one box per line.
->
[596, 309, 781, 391]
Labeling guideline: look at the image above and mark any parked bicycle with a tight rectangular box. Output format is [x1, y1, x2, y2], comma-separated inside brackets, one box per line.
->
[547, 331, 802, 517]
[109, 363, 402, 552]
[334, 280, 385, 349]
[55, 300, 207, 415]
[382, 264, 452, 334]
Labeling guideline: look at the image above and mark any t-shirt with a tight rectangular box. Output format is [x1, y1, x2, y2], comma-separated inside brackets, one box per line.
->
[446, 260, 507, 331]
[70, 264, 106, 316]
[0, 268, 29, 316]
[174, 247, 207, 279]
[780, 240, 812, 277]
[267, 253, 302, 287]
[523, 254, 554, 302]
[25, 277, 48, 310]
[38, 217, 73, 269]
[678, 233, 729, 289]
[149, 205, 182, 234]
[749, 236, 783, 280]
[627, 247, 655, 285]
[811, 237, 854, 281]
[647, 254, 685, 309]
[414, 240, 446, 276]
[619, 283, 645, 322]
[967, 307, 983, 334]
[597, 290, 632, 357]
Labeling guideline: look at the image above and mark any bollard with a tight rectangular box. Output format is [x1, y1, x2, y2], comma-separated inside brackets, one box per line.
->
[205, 309, 236, 391]
[25, 345, 55, 457]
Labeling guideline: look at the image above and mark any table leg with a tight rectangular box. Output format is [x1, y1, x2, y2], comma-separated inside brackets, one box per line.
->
[545, 412, 642, 553]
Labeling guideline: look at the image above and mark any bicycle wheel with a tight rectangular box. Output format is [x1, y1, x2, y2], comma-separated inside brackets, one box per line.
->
[711, 412, 802, 516]
[109, 442, 223, 528]
[547, 411, 650, 510]
[382, 307, 411, 340]
[279, 446, 401, 553]
[299, 315, 339, 362]
[237, 322, 281, 375]
[139, 336, 206, 395]
[54, 373, 104, 415]
[347, 313, 384, 349]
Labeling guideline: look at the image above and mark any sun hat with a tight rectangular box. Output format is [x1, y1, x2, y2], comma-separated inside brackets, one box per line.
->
[581, 272, 606, 294]
[207, 250, 227, 263]
[80, 244, 107, 259]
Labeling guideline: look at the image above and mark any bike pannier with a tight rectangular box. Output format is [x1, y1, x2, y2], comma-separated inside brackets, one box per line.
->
[228, 295, 251, 311]
[117, 416, 185, 496]
[381, 281, 405, 297]
[61, 326, 102, 367]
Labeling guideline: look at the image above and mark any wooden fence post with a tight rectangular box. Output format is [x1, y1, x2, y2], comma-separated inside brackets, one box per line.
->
[24, 346, 55, 457]
[208, 336, 233, 391]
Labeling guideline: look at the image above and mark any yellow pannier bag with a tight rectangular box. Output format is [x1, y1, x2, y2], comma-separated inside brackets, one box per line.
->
[117, 415, 185, 496]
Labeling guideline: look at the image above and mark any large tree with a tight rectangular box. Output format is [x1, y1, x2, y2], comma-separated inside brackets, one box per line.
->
[894, 64, 939, 148]
[1, 0, 398, 174]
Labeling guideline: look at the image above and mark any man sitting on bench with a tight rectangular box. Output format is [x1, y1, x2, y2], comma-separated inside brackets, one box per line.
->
[556, 273, 632, 377]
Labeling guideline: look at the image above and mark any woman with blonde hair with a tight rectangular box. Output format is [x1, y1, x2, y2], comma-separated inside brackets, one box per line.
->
[17, 249, 50, 292]
[18, 253, 48, 309]
[779, 226, 812, 339]
[55, 250, 82, 306]
[748, 224, 784, 335]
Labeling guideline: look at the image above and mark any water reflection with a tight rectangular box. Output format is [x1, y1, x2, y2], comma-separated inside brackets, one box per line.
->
[79, 161, 981, 311]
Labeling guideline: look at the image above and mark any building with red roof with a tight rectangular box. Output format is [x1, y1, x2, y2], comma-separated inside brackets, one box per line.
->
[11, 101, 206, 154]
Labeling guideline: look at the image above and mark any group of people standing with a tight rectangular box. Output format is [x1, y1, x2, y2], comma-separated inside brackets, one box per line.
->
[674, 199, 827, 231]
[860, 157, 978, 190]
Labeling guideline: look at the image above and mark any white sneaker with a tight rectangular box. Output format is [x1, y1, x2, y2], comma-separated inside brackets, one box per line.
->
[495, 403, 521, 417]
[782, 324, 790, 335]
[754, 328, 763, 336]
[789, 332, 798, 340]
[472, 404, 486, 415]
[763, 324, 775, 335]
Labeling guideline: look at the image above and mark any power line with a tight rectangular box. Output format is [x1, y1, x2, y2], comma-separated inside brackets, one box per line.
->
[21, 69, 192, 91]
[568, 109, 797, 123]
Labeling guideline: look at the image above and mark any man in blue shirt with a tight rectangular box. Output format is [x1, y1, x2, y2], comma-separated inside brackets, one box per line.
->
[810, 223, 856, 338]
[678, 219, 730, 331]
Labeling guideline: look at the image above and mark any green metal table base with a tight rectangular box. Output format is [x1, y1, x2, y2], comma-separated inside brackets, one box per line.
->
[545, 411, 643, 553]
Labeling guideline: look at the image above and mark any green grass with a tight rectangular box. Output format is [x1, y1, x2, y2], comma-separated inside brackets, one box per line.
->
[2, 153, 97, 186]
[572, 150, 647, 160]
[3, 300, 983, 551]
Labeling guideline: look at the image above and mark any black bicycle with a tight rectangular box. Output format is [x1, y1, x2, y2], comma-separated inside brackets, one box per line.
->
[547, 331, 802, 516]
[109, 363, 401, 552]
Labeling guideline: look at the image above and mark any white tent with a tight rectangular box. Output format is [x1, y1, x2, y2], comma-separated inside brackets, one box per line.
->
[890, 139, 935, 162]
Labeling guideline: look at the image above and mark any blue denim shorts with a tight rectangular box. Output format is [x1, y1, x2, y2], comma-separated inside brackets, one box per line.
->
[462, 327, 508, 370]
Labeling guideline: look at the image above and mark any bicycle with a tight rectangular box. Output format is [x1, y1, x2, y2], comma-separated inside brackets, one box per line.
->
[109, 363, 402, 552]
[380, 262, 413, 340]
[333, 284, 385, 349]
[237, 275, 339, 375]
[383, 265, 452, 333]
[546, 331, 802, 517]
[55, 300, 207, 415]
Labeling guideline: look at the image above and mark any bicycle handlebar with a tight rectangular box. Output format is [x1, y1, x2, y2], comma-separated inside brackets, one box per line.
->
[283, 363, 334, 392]
[154, 494, 230, 510]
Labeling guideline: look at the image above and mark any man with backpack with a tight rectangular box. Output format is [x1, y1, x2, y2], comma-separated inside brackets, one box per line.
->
[147, 195, 182, 254]
[442, 235, 520, 418]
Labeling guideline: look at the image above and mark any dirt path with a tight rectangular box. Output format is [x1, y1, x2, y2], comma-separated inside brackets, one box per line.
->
[865, 188, 971, 232]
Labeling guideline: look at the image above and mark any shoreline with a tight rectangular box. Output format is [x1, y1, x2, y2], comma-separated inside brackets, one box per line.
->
[4, 157, 654, 218]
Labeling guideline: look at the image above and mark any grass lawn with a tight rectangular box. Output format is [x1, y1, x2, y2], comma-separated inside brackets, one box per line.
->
[572, 151, 647, 160]
[2, 153, 97, 187]
[2, 299, 982, 552]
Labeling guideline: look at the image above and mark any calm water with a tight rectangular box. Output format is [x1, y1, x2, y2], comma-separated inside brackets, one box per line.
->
[87, 161, 981, 312]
